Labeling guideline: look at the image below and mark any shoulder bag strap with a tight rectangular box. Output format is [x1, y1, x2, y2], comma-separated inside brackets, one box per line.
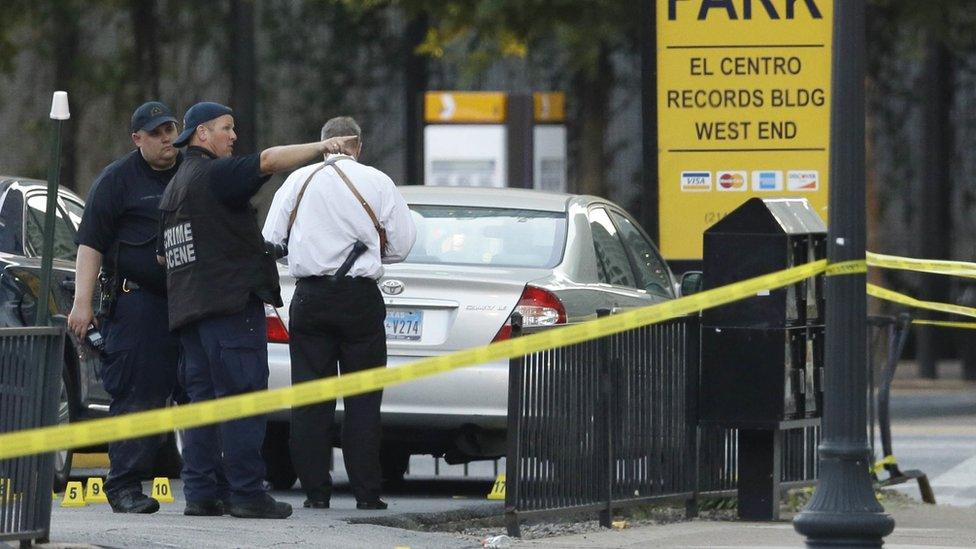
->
[285, 161, 333, 243]
[329, 161, 384, 238]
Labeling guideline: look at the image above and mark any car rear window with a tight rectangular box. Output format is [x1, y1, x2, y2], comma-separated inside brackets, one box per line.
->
[406, 205, 566, 268]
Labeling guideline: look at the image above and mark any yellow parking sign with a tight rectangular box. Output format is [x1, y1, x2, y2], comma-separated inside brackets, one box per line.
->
[657, 0, 833, 260]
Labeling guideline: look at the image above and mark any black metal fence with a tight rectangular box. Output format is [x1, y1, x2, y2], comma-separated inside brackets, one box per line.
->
[504, 313, 820, 536]
[0, 327, 65, 546]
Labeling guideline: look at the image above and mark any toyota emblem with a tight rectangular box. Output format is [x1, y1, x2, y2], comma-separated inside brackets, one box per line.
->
[380, 279, 405, 295]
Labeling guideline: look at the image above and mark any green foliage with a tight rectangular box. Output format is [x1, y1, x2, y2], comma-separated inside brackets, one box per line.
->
[870, 0, 976, 54]
[698, 496, 737, 511]
[259, 0, 402, 150]
[351, 0, 638, 83]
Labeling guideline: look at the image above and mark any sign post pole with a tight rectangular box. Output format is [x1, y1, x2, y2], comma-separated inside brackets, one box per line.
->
[36, 91, 70, 326]
[793, 2, 894, 546]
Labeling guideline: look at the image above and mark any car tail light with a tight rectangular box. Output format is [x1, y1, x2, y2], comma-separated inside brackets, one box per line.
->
[492, 285, 566, 342]
[265, 304, 289, 344]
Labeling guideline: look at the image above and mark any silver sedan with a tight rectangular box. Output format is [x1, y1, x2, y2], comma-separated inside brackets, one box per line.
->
[263, 186, 681, 486]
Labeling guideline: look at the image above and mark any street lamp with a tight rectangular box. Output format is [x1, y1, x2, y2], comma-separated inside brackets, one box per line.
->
[793, 2, 894, 547]
[36, 91, 70, 326]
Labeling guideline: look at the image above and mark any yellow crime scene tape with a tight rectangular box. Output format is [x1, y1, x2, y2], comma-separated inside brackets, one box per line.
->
[911, 319, 976, 330]
[867, 284, 976, 320]
[866, 252, 976, 329]
[0, 259, 829, 460]
[824, 259, 867, 276]
[867, 251, 976, 278]
[872, 454, 897, 475]
[5, 251, 976, 460]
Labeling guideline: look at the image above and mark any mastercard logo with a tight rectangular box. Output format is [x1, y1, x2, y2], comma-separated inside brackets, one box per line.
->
[718, 172, 746, 190]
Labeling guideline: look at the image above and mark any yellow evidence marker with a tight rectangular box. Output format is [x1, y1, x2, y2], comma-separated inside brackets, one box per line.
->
[84, 477, 108, 503]
[151, 477, 174, 503]
[61, 481, 87, 507]
[486, 474, 506, 501]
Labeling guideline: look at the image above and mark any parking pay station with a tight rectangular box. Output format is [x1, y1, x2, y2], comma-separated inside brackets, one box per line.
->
[423, 91, 567, 192]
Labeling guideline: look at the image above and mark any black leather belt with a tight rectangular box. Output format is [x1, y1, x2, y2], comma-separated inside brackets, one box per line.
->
[301, 275, 374, 285]
[121, 279, 141, 292]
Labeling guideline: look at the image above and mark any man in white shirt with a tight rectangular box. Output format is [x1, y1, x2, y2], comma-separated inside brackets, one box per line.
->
[262, 116, 416, 511]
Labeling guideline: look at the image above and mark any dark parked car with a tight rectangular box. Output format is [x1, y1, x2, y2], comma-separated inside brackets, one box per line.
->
[0, 176, 110, 489]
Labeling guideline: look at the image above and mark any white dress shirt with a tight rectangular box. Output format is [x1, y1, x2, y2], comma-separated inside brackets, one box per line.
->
[262, 155, 416, 279]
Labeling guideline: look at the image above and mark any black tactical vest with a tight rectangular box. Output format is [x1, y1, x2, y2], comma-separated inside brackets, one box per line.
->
[159, 149, 281, 331]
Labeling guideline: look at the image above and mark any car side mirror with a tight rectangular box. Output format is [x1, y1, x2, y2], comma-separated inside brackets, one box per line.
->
[680, 271, 703, 296]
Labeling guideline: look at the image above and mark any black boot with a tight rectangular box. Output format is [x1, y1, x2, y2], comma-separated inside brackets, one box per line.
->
[108, 492, 160, 514]
[184, 499, 226, 516]
[356, 498, 388, 510]
[228, 494, 292, 519]
[303, 489, 330, 509]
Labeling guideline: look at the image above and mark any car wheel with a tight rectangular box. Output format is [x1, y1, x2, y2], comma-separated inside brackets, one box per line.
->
[380, 447, 411, 486]
[262, 422, 297, 490]
[52, 370, 76, 492]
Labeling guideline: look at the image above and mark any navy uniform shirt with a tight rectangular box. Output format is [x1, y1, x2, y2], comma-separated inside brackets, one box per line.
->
[155, 146, 269, 256]
[200, 148, 270, 209]
[77, 149, 181, 294]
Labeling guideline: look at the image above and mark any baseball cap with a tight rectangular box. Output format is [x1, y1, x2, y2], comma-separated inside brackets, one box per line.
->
[130, 101, 177, 133]
[174, 102, 234, 147]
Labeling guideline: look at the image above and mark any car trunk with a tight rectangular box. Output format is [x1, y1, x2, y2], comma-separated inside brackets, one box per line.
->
[276, 263, 551, 353]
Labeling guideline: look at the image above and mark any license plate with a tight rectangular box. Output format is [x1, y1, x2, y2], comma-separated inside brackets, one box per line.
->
[385, 309, 423, 341]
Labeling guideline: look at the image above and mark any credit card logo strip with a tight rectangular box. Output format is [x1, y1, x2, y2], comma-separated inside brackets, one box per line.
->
[716, 171, 747, 192]
[681, 171, 711, 192]
[752, 170, 784, 191]
[787, 170, 819, 191]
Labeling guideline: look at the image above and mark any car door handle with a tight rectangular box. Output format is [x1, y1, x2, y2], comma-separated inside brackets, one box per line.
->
[60, 278, 76, 292]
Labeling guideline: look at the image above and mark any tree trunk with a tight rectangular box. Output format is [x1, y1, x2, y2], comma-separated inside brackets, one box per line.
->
[229, 0, 257, 155]
[639, 0, 658, 241]
[915, 35, 953, 379]
[571, 44, 612, 197]
[52, 1, 80, 192]
[130, 0, 160, 99]
[403, 13, 428, 185]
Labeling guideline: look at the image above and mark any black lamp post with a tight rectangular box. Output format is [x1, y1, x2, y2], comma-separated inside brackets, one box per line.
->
[793, 2, 894, 546]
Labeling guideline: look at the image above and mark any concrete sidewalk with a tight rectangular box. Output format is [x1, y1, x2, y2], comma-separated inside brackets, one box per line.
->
[518, 502, 976, 548]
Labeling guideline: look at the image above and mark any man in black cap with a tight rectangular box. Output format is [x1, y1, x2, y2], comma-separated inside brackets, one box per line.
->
[158, 101, 356, 519]
[67, 101, 183, 514]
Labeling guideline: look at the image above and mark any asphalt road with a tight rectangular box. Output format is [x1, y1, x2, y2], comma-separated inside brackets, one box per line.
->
[885, 388, 976, 507]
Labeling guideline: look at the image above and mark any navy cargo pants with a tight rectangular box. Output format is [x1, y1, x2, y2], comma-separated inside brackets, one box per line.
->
[101, 288, 179, 498]
[178, 296, 269, 505]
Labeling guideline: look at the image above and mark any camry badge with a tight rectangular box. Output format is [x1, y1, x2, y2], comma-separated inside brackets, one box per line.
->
[381, 279, 405, 295]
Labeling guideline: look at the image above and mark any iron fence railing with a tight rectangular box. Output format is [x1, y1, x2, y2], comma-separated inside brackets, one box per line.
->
[504, 312, 824, 536]
[0, 327, 65, 546]
[504, 312, 700, 536]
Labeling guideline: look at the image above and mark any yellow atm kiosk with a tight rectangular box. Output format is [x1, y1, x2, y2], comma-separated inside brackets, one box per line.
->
[422, 91, 567, 192]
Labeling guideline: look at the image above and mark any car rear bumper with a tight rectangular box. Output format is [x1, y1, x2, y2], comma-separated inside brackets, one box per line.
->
[267, 343, 508, 429]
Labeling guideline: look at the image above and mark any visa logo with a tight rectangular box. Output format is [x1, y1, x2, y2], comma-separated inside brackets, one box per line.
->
[681, 171, 712, 192]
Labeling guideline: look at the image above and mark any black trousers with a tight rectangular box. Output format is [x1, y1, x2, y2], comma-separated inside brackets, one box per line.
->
[288, 276, 386, 502]
[101, 288, 179, 498]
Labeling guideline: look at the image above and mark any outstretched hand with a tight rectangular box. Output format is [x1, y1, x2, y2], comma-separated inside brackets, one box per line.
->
[324, 135, 359, 156]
